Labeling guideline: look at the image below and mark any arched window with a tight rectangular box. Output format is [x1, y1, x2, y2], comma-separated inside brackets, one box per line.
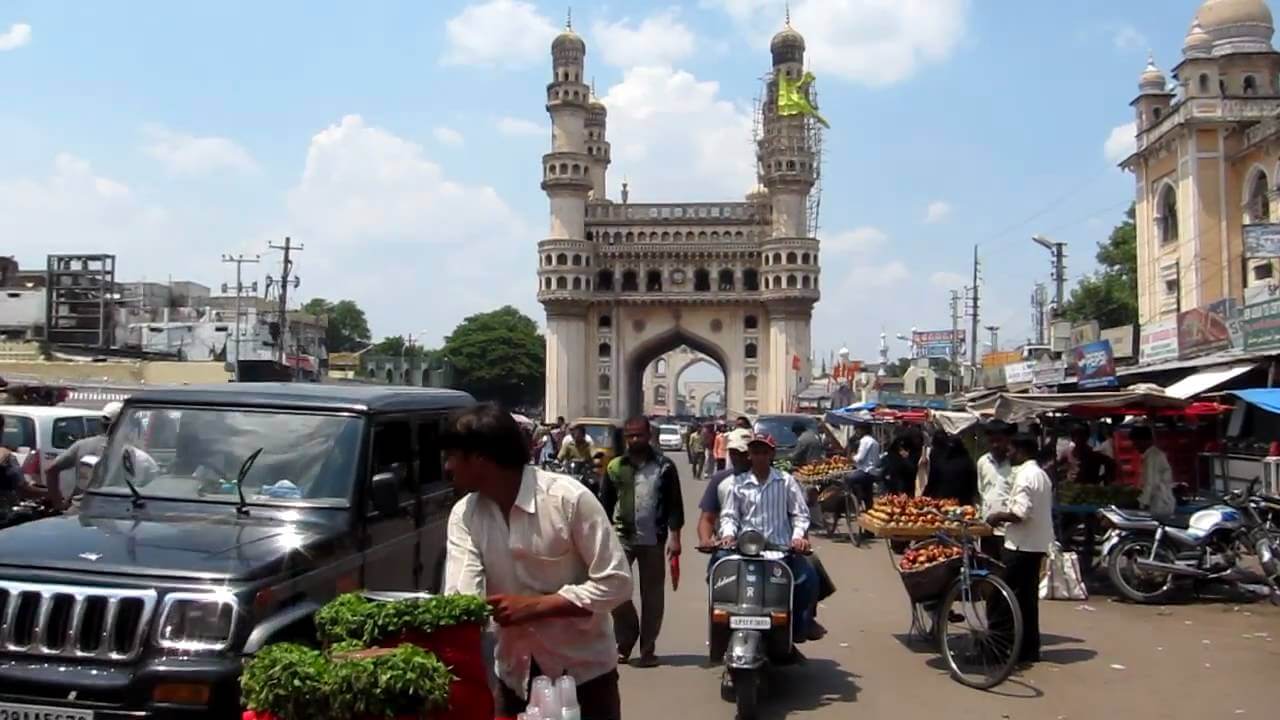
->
[572, 276, 582, 290]
[915, 377, 928, 395]
[544, 254, 553, 266]
[763, 254, 771, 266]
[368, 368, 377, 379]
[674, 231, 684, 242]
[598, 314, 612, 329]
[787, 274, 798, 288]
[655, 358, 667, 377]
[598, 342, 611, 359]
[556, 276, 568, 289]
[801, 275, 811, 288]
[694, 268, 711, 291]
[1199, 73, 1210, 93]
[544, 277, 552, 289]
[711, 231, 720, 241]
[1157, 183, 1179, 245]
[698, 231, 708, 241]
[773, 252, 783, 265]
[745, 374, 757, 392]
[556, 253, 568, 266]
[719, 269, 735, 291]
[1220, 78, 1228, 95]
[745, 314, 758, 330]
[735, 231, 744, 241]
[801, 252, 810, 264]
[646, 270, 663, 292]
[585, 231, 593, 242]
[743, 269, 760, 291]
[572, 253, 582, 266]
[1153, 107, 1163, 121]
[655, 385, 668, 405]
[637, 232, 647, 242]
[613, 232, 623, 244]
[597, 269, 614, 291]
[661, 232, 671, 242]
[1244, 75, 1258, 95]
[422, 368, 430, 386]
[571, 164, 581, 175]
[1247, 169, 1271, 223]
[385, 368, 394, 383]
[625, 232, 634, 242]
[599, 373, 611, 392]
[559, 163, 568, 175]
[786, 251, 798, 264]
[621, 270, 639, 291]
[744, 341, 758, 360]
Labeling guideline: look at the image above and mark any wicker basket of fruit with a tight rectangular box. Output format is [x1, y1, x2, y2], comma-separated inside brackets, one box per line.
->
[896, 542, 1004, 602]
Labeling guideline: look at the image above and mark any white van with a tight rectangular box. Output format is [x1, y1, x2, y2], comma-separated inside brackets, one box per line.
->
[0, 406, 106, 498]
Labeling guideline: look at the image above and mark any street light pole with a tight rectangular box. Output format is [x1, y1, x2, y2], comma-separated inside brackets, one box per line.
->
[1031, 234, 1067, 314]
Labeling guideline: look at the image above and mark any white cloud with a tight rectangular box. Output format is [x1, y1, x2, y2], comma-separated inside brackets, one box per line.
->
[1104, 122, 1137, 164]
[0, 22, 31, 51]
[923, 200, 952, 224]
[433, 126, 465, 147]
[142, 125, 258, 175]
[860, 260, 910, 288]
[929, 270, 965, 289]
[284, 115, 538, 343]
[495, 116, 545, 137]
[1111, 24, 1147, 51]
[824, 226, 887, 254]
[600, 66, 755, 200]
[592, 9, 697, 68]
[711, 0, 969, 87]
[441, 0, 559, 68]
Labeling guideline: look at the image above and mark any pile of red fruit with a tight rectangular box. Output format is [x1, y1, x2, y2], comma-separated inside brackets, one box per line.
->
[865, 494, 977, 529]
[898, 543, 962, 571]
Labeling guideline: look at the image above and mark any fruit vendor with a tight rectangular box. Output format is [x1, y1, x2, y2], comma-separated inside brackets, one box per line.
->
[976, 420, 1016, 557]
[443, 403, 634, 720]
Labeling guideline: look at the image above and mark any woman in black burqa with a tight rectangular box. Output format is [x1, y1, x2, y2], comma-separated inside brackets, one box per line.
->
[923, 431, 978, 504]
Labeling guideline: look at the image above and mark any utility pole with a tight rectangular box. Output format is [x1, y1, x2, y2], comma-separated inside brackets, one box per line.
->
[1032, 235, 1067, 314]
[1031, 283, 1047, 345]
[968, 245, 981, 371]
[950, 289, 962, 391]
[266, 237, 303, 366]
[221, 253, 259, 381]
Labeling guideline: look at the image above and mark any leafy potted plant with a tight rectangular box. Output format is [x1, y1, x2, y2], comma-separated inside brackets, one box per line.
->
[329, 643, 455, 720]
[240, 643, 333, 720]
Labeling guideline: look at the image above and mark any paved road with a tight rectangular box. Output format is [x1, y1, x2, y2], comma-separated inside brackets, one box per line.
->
[615, 456, 1279, 719]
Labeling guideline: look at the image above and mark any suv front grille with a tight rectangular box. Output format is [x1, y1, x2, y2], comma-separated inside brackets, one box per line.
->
[0, 581, 157, 661]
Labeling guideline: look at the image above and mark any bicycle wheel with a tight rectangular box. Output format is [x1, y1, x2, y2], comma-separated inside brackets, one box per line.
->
[846, 492, 865, 546]
[937, 573, 1023, 690]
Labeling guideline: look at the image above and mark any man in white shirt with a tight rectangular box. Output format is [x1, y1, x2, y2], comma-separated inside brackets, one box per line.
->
[1132, 426, 1176, 518]
[847, 423, 882, 512]
[443, 404, 633, 720]
[985, 434, 1055, 665]
[976, 421, 1016, 557]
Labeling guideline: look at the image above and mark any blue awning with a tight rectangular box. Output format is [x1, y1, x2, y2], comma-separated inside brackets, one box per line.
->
[1228, 389, 1280, 415]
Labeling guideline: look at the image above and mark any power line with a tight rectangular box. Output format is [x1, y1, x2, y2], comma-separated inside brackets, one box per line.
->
[220, 253, 259, 382]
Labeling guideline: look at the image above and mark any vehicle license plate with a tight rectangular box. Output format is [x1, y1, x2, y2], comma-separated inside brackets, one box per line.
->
[729, 615, 771, 630]
[0, 702, 94, 720]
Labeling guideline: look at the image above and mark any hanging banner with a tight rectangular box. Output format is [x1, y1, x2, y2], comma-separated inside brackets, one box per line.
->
[1070, 340, 1118, 389]
[911, 329, 965, 359]
[1241, 296, 1280, 351]
[1069, 321, 1100, 350]
[1004, 361, 1035, 385]
[1244, 224, 1280, 258]
[1139, 317, 1179, 365]
[1100, 325, 1136, 359]
[982, 350, 1023, 368]
[1177, 298, 1240, 358]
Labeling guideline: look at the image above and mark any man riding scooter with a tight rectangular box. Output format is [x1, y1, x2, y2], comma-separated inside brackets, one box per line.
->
[717, 434, 819, 646]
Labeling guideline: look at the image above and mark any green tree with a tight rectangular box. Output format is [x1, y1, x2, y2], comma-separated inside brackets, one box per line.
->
[441, 306, 544, 406]
[302, 298, 372, 352]
[370, 335, 429, 358]
[1062, 204, 1138, 329]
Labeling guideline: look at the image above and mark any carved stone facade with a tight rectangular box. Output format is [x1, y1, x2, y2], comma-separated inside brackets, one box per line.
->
[1124, 0, 1280, 323]
[537, 19, 821, 420]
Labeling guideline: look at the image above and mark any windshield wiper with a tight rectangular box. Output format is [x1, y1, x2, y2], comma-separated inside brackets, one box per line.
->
[119, 448, 146, 509]
[235, 448, 264, 517]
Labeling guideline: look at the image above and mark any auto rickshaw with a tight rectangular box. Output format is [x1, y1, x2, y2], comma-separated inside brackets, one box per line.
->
[570, 416, 624, 466]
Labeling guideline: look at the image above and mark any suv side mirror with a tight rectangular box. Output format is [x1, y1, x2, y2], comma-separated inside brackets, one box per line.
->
[370, 465, 403, 517]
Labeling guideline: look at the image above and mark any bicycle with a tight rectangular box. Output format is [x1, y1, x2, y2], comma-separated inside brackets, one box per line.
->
[918, 516, 1023, 690]
[813, 475, 865, 546]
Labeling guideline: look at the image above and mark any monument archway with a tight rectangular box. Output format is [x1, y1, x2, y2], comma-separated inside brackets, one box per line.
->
[624, 326, 729, 420]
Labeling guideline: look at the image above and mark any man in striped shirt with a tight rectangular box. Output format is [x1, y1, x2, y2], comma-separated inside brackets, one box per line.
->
[718, 433, 819, 643]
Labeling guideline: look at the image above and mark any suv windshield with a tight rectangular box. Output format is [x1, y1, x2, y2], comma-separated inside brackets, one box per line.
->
[90, 406, 362, 507]
[753, 416, 818, 448]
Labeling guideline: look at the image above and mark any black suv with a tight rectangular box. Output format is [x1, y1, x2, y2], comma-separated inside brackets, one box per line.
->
[0, 383, 473, 718]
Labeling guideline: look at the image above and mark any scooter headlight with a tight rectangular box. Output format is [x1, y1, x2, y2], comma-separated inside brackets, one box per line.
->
[738, 529, 766, 556]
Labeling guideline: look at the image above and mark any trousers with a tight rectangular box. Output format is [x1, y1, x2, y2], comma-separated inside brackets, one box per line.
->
[612, 543, 666, 659]
[991, 548, 1044, 663]
[497, 663, 621, 720]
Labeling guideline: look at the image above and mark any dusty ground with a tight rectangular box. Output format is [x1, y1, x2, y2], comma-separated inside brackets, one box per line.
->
[616, 457, 1279, 720]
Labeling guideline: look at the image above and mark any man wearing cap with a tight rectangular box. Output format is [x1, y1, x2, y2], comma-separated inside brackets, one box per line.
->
[42, 401, 122, 508]
[718, 433, 820, 644]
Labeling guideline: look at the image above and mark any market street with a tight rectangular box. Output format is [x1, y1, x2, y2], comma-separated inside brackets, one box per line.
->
[617, 456, 1280, 720]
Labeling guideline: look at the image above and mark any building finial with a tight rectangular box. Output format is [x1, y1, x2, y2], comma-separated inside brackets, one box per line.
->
[785, 0, 791, 26]
[566, 6, 572, 30]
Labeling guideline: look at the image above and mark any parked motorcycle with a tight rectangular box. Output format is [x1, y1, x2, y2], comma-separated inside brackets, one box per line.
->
[1099, 483, 1280, 605]
[0, 498, 60, 529]
[700, 529, 804, 720]
[540, 458, 601, 497]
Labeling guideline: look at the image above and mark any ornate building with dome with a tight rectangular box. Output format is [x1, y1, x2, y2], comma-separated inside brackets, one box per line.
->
[1123, 0, 1280, 324]
[536, 17, 823, 420]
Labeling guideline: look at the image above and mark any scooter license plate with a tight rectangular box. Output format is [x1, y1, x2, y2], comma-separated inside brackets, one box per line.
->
[729, 615, 772, 630]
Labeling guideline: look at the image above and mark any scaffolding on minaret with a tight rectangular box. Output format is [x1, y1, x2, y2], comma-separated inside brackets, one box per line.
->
[752, 71, 825, 239]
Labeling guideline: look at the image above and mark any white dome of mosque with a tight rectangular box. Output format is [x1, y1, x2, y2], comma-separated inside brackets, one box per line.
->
[1194, 0, 1275, 55]
[1139, 56, 1168, 94]
[1183, 20, 1214, 58]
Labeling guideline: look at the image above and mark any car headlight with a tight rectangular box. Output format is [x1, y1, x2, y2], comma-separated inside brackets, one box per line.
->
[155, 592, 239, 651]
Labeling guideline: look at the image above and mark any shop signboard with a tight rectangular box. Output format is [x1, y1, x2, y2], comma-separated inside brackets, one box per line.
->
[911, 329, 965, 359]
[1069, 321, 1100, 350]
[876, 391, 951, 410]
[1100, 325, 1136, 359]
[981, 349, 1023, 369]
[1241, 296, 1280, 351]
[979, 364, 1005, 389]
[1004, 361, 1035, 385]
[1244, 223, 1280, 259]
[1033, 356, 1066, 386]
[1070, 340, 1118, 389]
[1139, 317, 1179, 365]
[1177, 298, 1240, 358]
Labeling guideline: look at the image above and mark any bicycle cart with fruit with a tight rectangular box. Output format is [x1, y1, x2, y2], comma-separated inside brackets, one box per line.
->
[859, 498, 1024, 690]
[794, 457, 862, 545]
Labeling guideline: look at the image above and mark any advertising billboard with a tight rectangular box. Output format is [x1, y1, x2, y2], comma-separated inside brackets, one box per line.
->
[1070, 340, 1118, 389]
[1177, 298, 1240, 358]
[1244, 223, 1280, 259]
[911, 329, 965, 359]
[1241, 296, 1280, 352]
[1139, 318, 1179, 365]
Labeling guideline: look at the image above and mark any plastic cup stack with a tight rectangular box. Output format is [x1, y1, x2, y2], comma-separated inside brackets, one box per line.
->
[557, 675, 581, 720]
[531, 675, 560, 718]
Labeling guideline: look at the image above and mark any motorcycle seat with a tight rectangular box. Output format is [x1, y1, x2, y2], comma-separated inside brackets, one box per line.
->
[1110, 508, 1191, 529]
[1162, 526, 1207, 548]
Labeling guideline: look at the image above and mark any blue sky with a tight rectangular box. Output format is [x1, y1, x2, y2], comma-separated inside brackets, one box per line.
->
[0, 0, 1214, 360]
